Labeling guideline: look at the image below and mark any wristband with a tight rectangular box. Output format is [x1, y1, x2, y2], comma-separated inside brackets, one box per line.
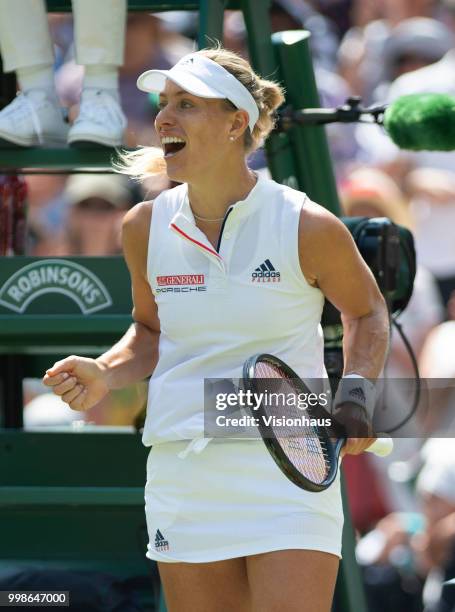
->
[333, 374, 376, 420]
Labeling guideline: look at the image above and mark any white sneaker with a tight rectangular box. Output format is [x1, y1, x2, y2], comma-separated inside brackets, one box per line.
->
[68, 89, 127, 148]
[0, 90, 68, 147]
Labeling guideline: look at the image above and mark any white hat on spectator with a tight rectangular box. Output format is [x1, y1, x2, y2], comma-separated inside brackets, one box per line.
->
[64, 174, 133, 210]
[384, 18, 454, 65]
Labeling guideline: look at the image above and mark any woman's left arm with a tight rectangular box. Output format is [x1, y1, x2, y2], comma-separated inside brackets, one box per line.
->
[299, 201, 390, 454]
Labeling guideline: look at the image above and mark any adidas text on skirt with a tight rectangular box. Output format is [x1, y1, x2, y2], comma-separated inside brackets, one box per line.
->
[144, 439, 344, 563]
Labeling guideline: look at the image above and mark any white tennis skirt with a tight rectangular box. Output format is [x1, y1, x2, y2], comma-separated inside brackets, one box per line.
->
[144, 439, 344, 563]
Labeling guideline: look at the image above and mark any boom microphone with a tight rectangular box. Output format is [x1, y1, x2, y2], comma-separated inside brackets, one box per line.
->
[278, 93, 455, 152]
[384, 93, 455, 152]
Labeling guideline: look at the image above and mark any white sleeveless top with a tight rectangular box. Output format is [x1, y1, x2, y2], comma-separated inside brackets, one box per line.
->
[143, 173, 326, 446]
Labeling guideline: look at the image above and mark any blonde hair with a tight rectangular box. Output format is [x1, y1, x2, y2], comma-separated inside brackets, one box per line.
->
[115, 45, 285, 181]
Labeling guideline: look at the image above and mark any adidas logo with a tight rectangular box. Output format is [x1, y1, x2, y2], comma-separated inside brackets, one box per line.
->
[348, 387, 366, 403]
[251, 259, 281, 283]
[154, 529, 170, 552]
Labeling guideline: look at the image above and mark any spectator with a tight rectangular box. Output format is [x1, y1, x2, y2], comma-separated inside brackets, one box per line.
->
[341, 167, 444, 517]
[0, 0, 127, 147]
[341, 166, 412, 227]
[223, 4, 358, 179]
[380, 17, 454, 89]
[353, 9, 455, 173]
[382, 0, 440, 23]
[338, 15, 453, 104]
[384, 46, 455, 176]
[341, 167, 444, 372]
[356, 510, 425, 612]
[406, 168, 455, 313]
[22, 172, 146, 428]
[418, 321, 455, 435]
[24, 174, 69, 255]
[355, 440, 455, 611]
[271, 0, 340, 70]
[56, 12, 194, 147]
[415, 441, 455, 610]
[59, 173, 134, 256]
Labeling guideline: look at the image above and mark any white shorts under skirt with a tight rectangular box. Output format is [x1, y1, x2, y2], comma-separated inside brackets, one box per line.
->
[144, 439, 344, 563]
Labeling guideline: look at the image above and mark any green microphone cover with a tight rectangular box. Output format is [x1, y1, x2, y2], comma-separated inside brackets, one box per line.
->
[383, 93, 455, 151]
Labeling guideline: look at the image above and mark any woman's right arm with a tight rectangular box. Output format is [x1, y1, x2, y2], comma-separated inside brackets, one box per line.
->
[42, 202, 161, 411]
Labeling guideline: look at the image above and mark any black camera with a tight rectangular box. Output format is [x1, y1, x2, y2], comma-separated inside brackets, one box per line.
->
[323, 216, 416, 328]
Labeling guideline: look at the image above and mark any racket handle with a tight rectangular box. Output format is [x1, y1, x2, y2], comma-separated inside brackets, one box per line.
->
[365, 435, 393, 457]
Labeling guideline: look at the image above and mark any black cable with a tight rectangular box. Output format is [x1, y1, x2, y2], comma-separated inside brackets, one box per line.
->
[383, 316, 421, 434]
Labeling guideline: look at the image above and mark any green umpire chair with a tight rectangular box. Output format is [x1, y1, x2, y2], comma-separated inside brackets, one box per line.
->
[0, 2, 370, 611]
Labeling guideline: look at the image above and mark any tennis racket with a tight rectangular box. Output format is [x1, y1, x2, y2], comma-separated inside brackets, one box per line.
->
[243, 353, 393, 492]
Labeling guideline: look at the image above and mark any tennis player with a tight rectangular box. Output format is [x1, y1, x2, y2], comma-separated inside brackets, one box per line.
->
[43, 47, 389, 611]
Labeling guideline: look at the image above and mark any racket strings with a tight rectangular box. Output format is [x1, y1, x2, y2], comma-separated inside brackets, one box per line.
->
[253, 362, 331, 484]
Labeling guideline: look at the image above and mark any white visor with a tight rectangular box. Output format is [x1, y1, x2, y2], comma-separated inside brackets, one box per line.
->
[137, 53, 259, 133]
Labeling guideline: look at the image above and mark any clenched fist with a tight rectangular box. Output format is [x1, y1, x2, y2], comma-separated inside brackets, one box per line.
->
[43, 356, 110, 412]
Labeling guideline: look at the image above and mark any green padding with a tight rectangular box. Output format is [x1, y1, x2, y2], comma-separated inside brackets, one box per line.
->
[0, 257, 133, 354]
[0, 257, 132, 315]
[0, 506, 149, 559]
[0, 148, 132, 171]
[0, 315, 132, 352]
[0, 431, 154, 605]
[0, 486, 144, 506]
[0, 431, 149, 486]
[336, 473, 368, 611]
[271, 31, 341, 214]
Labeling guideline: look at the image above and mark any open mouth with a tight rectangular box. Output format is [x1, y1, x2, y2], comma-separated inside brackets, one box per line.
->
[161, 137, 186, 158]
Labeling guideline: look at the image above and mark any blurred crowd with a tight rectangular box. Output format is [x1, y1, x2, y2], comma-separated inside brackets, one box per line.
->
[2, 1, 455, 608]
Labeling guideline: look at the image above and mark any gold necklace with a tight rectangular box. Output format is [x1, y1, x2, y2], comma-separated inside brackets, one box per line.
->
[192, 211, 225, 223]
